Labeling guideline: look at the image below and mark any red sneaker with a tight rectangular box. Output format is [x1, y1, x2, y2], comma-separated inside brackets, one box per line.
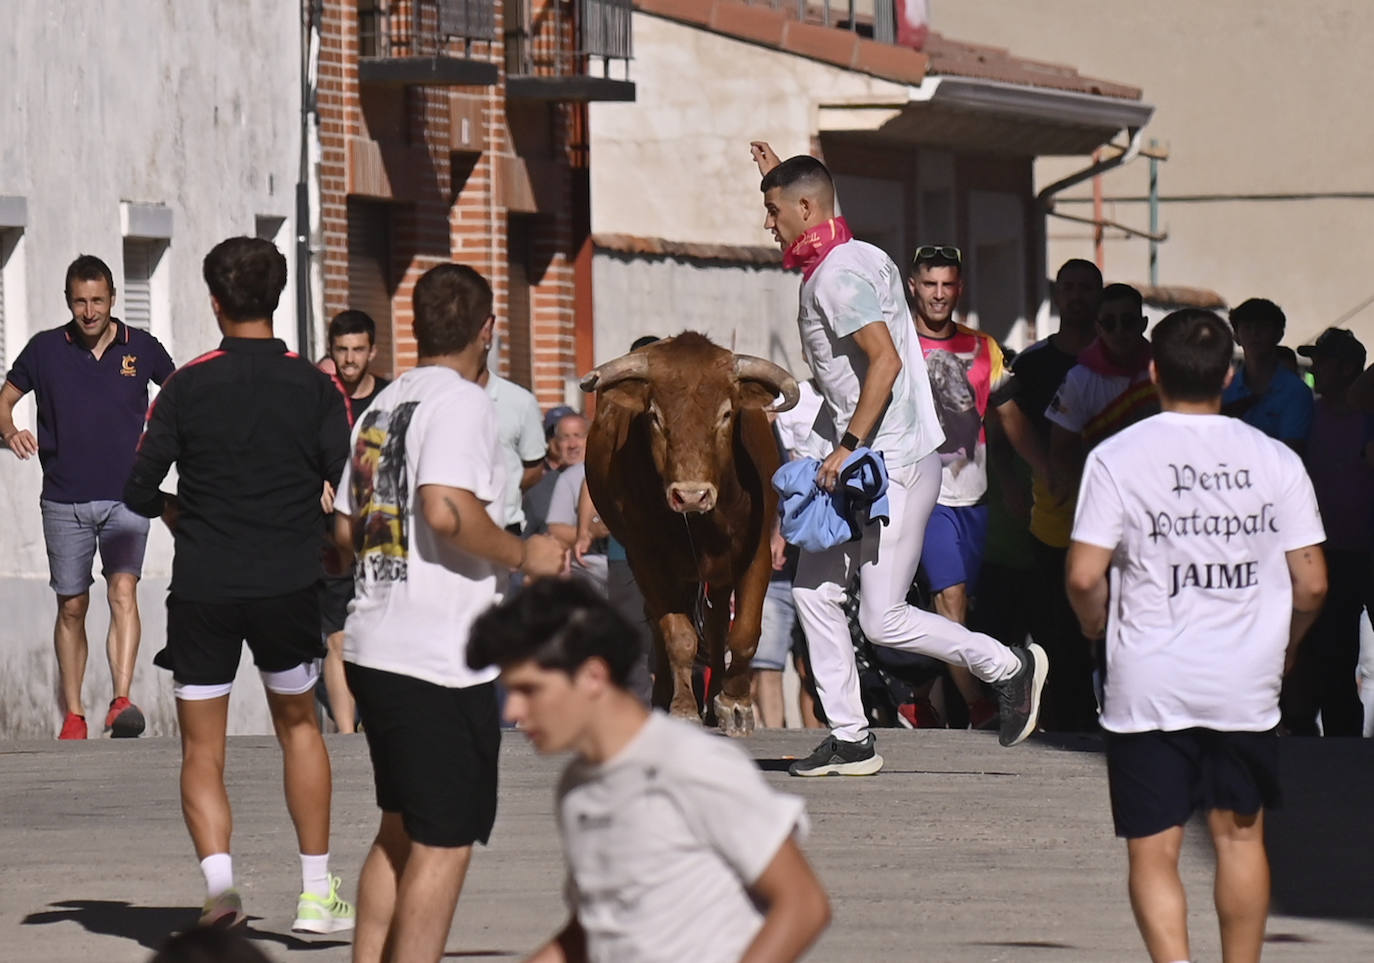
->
[104, 698, 146, 738]
[59, 713, 87, 740]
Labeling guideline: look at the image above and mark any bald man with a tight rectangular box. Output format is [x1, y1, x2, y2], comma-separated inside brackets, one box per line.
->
[753, 146, 1048, 775]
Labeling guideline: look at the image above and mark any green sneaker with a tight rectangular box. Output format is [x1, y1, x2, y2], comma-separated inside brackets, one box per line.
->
[292, 874, 355, 934]
[199, 888, 246, 928]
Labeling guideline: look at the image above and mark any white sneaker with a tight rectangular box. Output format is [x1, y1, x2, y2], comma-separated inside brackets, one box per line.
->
[291, 874, 356, 934]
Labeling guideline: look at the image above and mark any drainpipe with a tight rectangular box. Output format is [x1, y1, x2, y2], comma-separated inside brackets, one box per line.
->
[1037, 126, 1145, 216]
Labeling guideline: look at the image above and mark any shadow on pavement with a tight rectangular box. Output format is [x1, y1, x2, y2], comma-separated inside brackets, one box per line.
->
[21, 899, 348, 954]
[1267, 738, 1374, 928]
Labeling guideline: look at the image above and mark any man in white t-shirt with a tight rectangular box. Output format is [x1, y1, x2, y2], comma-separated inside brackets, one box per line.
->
[467, 577, 830, 963]
[1066, 308, 1328, 963]
[477, 334, 547, 535]
[753, 145, 1048, 775]
[333, 263, 567, 963]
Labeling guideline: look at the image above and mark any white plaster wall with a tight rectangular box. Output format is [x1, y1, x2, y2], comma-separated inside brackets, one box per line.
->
[931, 0, 1374, 345]
[591, 252, 806, 376]
[0, 1, 303, 736]
[589, 13, 911, 248]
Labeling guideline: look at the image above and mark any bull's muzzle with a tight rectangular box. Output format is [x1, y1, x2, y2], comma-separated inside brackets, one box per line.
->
[668, 482, 718, 514]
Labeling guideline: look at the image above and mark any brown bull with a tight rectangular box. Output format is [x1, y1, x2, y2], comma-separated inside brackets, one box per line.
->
[580, 333, 799, 736]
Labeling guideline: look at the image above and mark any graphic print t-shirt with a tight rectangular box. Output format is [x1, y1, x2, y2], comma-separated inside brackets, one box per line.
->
[797, 240, 945, 468]
[558, 712, 807, 963]
[1072, 413, 1325, 733]
[918, 325, 1015, 506]
[335, 366, 506, 688]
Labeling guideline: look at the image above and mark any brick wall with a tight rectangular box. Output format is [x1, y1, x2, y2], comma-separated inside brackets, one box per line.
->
[316, 0, 584, 408]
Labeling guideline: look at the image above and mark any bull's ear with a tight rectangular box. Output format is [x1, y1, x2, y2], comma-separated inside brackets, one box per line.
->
[601, 380, 650, 412]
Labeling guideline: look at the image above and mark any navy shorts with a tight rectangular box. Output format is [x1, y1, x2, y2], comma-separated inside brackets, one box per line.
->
[920, 503, 989, 594]
[1105, 727, 1281, 839]
[41, 499, 150, 596]
[346, 663, 500, 849]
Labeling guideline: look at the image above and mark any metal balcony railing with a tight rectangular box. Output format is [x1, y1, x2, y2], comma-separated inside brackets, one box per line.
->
[358, 0, 497, 60]
[743, 0, 896, 44]
[506, 0, 633, 80]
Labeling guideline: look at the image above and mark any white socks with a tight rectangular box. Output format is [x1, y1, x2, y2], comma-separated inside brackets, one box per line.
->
[201, 853, 234, 898]
[301, 852, 331, 899]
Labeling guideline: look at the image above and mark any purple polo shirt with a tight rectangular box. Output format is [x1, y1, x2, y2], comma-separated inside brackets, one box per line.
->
[5, 319, 175, 503]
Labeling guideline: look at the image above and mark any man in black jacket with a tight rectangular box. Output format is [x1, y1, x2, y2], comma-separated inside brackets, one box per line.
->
[124, 236, 355, 933]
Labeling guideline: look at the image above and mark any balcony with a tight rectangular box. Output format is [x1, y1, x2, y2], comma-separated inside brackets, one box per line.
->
[358, 0, 500, 88]
[506, 0, 636, 102]
[741, 0, 896, 42]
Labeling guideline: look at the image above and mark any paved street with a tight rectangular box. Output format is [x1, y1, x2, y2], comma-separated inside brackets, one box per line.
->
[2, 728, 1371, 962]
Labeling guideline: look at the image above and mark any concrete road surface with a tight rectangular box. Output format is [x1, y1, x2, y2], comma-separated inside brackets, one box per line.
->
[2, 728, 1371, 962]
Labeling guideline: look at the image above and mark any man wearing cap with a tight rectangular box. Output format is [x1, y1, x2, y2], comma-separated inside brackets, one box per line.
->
[1222, 298, 1314, 452]
[0, 254, 175, 740]
[1284, 327, 1374, 736]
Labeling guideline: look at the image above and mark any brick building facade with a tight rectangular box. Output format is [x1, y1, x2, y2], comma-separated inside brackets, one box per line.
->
[314, 0, 632, 406]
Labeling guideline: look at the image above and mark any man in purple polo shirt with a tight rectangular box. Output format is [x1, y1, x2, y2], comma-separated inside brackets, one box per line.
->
[0, 254, 174, 740]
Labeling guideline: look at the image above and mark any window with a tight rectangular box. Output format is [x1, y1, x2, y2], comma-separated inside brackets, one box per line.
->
[347, 199, 394, 377]
[0, 200, 26, 377]
[121, 238, 159, 330]
[505, 216, 534, 389]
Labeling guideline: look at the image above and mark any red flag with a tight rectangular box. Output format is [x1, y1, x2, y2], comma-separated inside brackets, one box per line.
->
[896, 0, 930, 51]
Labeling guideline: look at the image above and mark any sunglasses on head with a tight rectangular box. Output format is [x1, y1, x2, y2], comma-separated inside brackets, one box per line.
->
[913, 245, 962, 266]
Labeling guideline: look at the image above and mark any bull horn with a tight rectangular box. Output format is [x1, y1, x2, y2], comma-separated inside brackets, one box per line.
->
[579, 351, 651, 393]
[734, 355, 800, 413]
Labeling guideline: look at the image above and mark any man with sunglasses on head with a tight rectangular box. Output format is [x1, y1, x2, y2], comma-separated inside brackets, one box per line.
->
[752, 143, 1048, 775]
[909, 244, 1049, 727]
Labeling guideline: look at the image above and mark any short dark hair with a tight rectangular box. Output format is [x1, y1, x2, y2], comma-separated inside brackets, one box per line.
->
[64, 254, 116, 302]
[630, 335, 660, 352]
[1056, 258, 1104, 289]
[1229, 297, 1286, 338]
[1100, 282, 1143, 314]
[328, 309, 377, 347]
[412, 263, 492, 356]
[760, 155, 833, 195]
[1151, 309, 1234, 402]
[467, 578, 639, 687]
[202, 237, 288, 322]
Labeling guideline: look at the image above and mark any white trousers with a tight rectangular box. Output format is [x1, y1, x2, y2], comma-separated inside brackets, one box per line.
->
[792, 451, 1022, 742]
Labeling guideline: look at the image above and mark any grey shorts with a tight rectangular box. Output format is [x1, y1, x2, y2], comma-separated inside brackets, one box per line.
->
[40, 499, 151, 596]
[754, 579, 800, 671]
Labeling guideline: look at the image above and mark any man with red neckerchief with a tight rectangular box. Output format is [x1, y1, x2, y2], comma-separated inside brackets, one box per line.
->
[752, 144, 1048, 776]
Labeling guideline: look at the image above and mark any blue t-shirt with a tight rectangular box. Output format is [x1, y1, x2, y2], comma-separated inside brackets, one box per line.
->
[6, 320, 175, 502]
[1222, 363, 1313, 443]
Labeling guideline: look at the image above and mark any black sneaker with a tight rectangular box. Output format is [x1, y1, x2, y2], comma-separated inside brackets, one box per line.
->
[993, 643, 1048, 747]
[788, 733, 884, 777]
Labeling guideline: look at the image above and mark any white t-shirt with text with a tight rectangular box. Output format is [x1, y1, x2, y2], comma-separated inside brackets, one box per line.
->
[797, 240, 945, 468]
[336, 366, 506, 688]
[1072, 413, 1325, 733]
[558, 712, 807, 963]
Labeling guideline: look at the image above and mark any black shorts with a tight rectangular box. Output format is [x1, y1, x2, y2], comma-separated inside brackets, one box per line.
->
[345, 663, 500, 848]
[157, 586, 327, 686]
[319, 576, 354, 636]
[1105, 727, 1281, 839]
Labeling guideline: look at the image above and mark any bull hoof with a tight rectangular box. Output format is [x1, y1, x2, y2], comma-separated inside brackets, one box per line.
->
[669, 697, 702, 722]
[712, 694, 756, 738]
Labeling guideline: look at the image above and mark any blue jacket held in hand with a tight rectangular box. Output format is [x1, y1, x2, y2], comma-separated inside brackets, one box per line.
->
[771, 447, 891, 553]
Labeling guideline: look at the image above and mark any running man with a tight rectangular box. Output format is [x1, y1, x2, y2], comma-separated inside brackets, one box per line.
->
[752, 144, 1047, 775]
[123, 236, 355, 931]
[1067, 309, 1328, 963]
[468, 577, 830, 963]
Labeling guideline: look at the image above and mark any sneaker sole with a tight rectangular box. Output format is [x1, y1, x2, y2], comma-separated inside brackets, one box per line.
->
[292, 917, 356, 934]
[201, 908, 247, 929]
[108, 708, 146, 739]
[788, 753, 885, 777]
[1000, 643, 1049, 747]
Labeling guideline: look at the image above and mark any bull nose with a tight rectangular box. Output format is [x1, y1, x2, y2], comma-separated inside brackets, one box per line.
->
[668, 482, 718, 514]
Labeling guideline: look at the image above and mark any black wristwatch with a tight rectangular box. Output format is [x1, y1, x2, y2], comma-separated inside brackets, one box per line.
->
[840, 431, 861, 451]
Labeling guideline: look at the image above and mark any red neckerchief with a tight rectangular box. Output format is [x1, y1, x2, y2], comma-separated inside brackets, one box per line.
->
[1078, 337, 1151, 378]
[783, 217, 854, 280]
